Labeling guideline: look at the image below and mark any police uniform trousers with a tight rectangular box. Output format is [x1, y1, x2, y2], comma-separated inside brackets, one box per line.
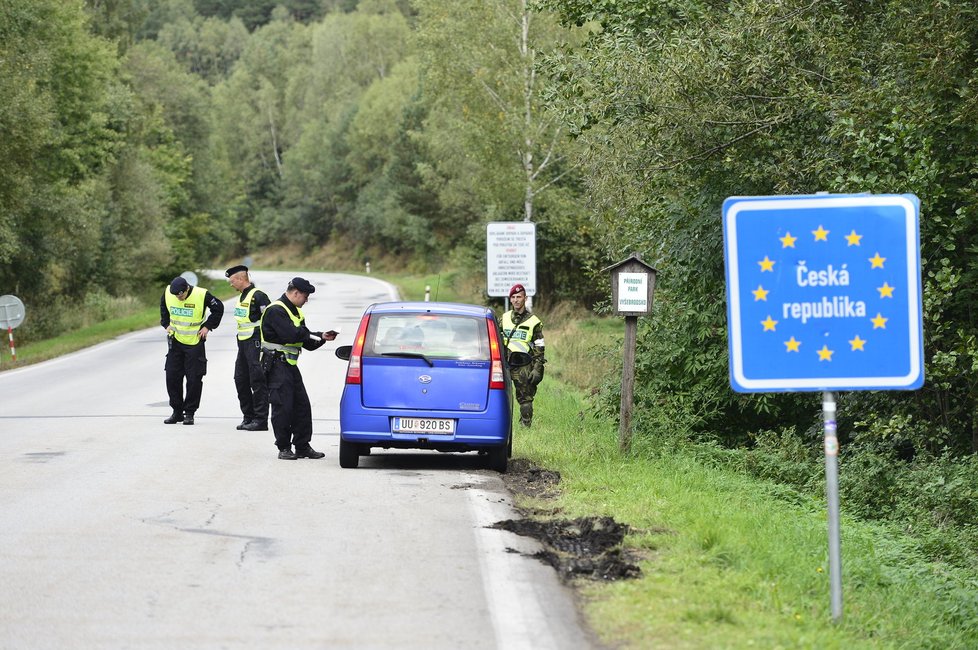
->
[265, 355, 313, 451]
[165, 338, 207, 417]
[234, 336, 268, 422]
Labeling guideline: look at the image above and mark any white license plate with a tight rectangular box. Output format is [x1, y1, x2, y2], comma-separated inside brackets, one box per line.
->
[392, 417, 456, 434]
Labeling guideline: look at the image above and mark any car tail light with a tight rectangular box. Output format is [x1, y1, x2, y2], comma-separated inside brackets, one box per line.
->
[346, 314, 371, 384]
[486, 318, 505, 390]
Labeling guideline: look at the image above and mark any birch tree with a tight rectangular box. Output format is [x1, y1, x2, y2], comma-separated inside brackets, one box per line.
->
[414, 0, 572, 224]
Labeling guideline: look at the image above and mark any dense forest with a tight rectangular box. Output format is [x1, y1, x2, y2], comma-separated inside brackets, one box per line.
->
[4, 0, 978, 561]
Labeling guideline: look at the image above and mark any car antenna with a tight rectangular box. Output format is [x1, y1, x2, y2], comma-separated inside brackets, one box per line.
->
[434, 275, 440, 301]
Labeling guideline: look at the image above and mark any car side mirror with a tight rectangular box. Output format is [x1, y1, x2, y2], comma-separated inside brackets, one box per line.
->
[507, 351, 532, 368]
[335, 345, 352, 361]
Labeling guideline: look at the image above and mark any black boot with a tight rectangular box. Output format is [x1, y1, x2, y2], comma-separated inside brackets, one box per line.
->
[295, 446, 325, 459]
[164, 412, 184, 424]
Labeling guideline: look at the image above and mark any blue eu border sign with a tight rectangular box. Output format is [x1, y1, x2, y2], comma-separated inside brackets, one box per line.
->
[722, 194, 923, 392]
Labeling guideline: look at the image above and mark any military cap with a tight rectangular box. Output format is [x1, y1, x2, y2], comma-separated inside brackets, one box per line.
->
[290, 277, 315, 294]
[509, 283, 526, 297]
[169, 277, 190, 295]
[225, 264, 248, 278]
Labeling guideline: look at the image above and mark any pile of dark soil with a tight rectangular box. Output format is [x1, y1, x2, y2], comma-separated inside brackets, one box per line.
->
[501, 457, 562, 500]
[494, 458, 641, 582]
[492, 516, 641, 581]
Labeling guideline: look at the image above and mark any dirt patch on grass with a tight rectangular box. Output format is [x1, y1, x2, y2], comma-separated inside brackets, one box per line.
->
[495, 458, 642, 583]
[501, 457, 563, 500]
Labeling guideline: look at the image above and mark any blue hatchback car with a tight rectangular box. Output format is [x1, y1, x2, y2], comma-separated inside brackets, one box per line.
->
[334, 302, 530, 472]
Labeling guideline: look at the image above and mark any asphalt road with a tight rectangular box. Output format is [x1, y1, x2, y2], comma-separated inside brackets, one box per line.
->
[0, 271, 596, 649]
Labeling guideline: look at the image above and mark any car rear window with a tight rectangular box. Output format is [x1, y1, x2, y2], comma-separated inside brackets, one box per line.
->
[364, 313, 489, 361]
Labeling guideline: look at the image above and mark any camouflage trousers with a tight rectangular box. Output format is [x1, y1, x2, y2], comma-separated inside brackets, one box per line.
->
[512, 364, 538, 427]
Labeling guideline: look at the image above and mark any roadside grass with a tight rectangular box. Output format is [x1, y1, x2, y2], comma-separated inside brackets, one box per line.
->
[0, 280, 235, 371]
[376, 269, 468, 303]
[513, 316, 978, 649]
[1, 306, 161, 369]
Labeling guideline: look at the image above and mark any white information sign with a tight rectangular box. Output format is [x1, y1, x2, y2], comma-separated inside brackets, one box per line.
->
[617, 273, 648, 313]
[486, 222, 536, 297]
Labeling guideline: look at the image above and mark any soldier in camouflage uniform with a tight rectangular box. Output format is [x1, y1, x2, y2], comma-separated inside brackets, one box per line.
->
[502, 284, 545, 427]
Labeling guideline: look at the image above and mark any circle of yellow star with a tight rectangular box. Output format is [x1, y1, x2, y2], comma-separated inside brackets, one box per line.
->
[779, 232, 797, 248]
[812, 225, 830, 241]
[871, 313, 888, 329]
[849, 335, 866, 351]
[761, 315, 778, 331]
[869, 252, 886, 269]
[817, 345, 834, 361]
[877, 282, 894, 298]
[752, 285, 769, 301]
[758, 256, 775, 272]
[845, 230, 862, 246]
[784, 337, 801, 352]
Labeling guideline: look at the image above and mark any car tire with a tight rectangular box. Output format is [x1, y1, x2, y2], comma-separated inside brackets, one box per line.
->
[339, 438, 360, 469]
[486, 444, 508, 473]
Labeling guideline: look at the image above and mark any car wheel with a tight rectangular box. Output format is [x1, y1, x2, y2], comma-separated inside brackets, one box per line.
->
[486, 444, 508, 473]
[339, 438, 360, 469]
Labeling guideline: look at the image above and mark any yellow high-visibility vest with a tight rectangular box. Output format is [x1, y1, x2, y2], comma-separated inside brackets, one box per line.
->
[165, 286, 207, 345]
[234, 286, 261, 341]
[501, 311, 541, 354]
[260, 300, 304, 366]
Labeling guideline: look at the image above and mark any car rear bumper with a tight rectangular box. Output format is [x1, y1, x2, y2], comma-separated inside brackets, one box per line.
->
[339, 392, 511, 449]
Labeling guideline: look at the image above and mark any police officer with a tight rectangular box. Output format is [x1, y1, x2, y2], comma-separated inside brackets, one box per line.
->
[160, 276, 224, 425]
[226, 265, 271, 431]
[260, 277, 337, 460]
[502, 283, 545, 427]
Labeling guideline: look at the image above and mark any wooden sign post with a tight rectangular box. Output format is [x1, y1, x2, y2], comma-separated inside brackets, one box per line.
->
[602, 254, 657, 453]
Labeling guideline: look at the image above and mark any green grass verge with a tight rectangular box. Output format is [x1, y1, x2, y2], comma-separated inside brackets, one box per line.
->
[0, 306, 163, 369]
[516, 379, 978, 648]
[373, 269, 467, 303]
[1, 280, 236, 371]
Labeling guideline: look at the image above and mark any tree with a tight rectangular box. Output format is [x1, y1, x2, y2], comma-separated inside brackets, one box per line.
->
[0, 0, 126, 324]
[541, 0, 978, 452]
[413, 0, 600, 300]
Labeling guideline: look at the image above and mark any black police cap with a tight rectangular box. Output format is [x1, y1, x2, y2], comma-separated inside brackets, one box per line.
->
[169, 276, 190, 295]
[290, 277, 315, 294]
[225, 265, 248, 278]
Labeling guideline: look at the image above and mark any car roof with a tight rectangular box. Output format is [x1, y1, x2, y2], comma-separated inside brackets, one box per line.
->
[365, 301, 494, 318]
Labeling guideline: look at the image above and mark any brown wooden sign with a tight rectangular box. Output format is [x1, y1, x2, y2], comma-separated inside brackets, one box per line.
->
[603, 254, 657, 317]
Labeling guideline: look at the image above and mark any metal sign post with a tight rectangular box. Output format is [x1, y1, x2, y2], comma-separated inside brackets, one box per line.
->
[822, 391, 843, 622]
[722, 193, 923, 623]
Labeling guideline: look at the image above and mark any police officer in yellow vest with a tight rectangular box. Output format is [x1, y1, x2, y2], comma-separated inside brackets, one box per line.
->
[226, 265, 271, 432]
[502, 283, 545, 427]
[260, 277, 337, 460]
[160, 276, 224, 425]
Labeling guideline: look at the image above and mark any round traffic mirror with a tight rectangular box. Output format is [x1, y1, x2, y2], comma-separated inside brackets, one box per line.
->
[0, 295, 26, 329]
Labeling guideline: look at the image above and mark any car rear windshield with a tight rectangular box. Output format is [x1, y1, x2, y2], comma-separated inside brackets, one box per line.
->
[364, 313, 489, 361]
